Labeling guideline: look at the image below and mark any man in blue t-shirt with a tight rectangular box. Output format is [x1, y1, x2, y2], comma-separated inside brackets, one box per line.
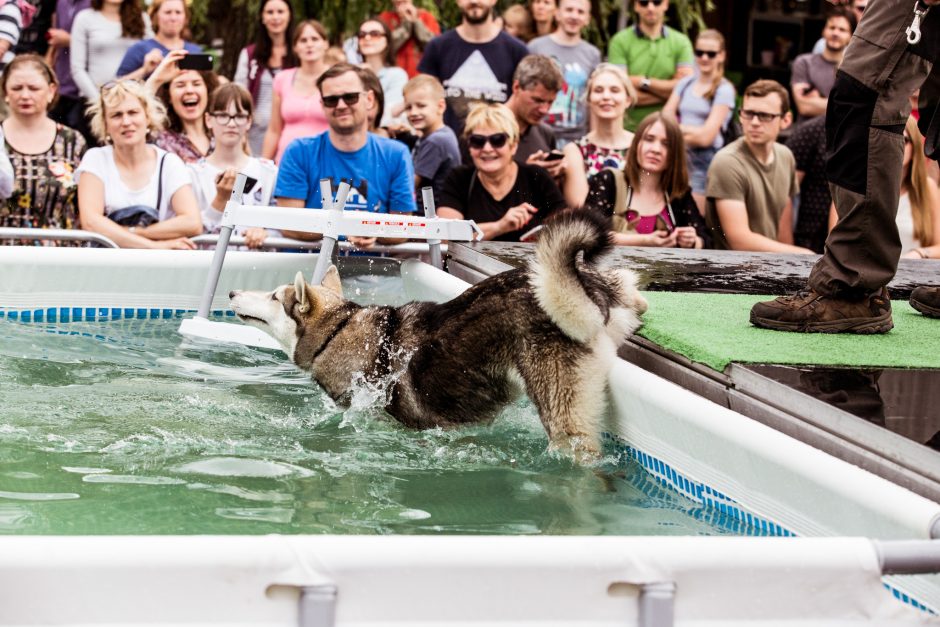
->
[275, 63, 417, 248]
[417, 0, 529, 134]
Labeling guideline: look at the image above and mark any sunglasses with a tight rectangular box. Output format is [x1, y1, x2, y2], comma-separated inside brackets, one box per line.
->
[694, 49, 719, 59]
[321, 91, 364, 108]
[358, 29, 385, 39]
[739, 109, 782, 123]
[637, 0, 664, 6]
[468, 132, 509, 149]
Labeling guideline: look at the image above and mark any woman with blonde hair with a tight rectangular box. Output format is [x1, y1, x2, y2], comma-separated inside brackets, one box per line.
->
[585, 112, 709, 249]
[438, 103, 566, 241]
[76, 79, 202, 248]
[560, 63, 637, 208]
[898, 116, 940, 259]
[662, 29, 736, 214]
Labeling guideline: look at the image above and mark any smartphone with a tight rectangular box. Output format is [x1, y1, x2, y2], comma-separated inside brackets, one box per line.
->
[519, 224, 544, 242]
[178, 53, 214, 71]
[544, 151, 565, 161]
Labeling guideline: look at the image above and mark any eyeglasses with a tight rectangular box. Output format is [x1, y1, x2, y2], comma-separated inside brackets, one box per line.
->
[358, 29, 386, 39]
[321, 92, 364, 108]
[467, 132, 509, 149]
[637, 0, 664, 6]
[694, 49, 719, 59]
[739, 109, 783, 123]
[210, 112, 250, 125]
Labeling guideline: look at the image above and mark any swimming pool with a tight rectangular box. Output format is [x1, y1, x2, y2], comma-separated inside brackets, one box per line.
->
[1, 245, 939, 625]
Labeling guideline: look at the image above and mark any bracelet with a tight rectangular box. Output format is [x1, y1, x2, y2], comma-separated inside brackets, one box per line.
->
[128, 226, 136, 234]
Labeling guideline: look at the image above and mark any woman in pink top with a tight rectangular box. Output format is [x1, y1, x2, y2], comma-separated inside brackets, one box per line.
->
[262, 19, 330, 163]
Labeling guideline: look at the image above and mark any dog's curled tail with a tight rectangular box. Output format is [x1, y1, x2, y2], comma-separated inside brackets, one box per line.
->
[532, 209, 615, 343]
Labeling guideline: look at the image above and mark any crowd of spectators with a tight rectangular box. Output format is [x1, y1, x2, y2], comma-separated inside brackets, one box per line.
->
[0, 0, 936, 262]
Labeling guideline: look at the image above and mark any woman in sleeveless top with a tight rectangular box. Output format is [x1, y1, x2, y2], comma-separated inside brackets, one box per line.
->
[560, 63, 635, 208]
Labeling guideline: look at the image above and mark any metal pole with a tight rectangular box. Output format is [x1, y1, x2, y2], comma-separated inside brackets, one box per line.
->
[638, 582, 675, 627]
[421, 186, 443, 270]
[877, 540, 940, 575]
[298, 584, 337, 627]
[311, 178, 336, 286]
[196, 173, 246, 318]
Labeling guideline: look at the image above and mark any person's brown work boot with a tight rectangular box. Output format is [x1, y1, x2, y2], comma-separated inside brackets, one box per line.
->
[749, 287, 893, 334]
[910, 286, 940, 318]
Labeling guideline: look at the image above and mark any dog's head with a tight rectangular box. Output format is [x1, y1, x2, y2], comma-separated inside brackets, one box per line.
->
[229, 266, 345, 355]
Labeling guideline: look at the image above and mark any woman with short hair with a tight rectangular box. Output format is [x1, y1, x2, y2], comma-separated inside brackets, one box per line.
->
[438, 103, 566, 242]
[77, 79, 201, 248]
[0, 54, 86, 238]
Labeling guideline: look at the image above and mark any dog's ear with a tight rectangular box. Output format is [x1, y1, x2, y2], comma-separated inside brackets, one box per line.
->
[322, 265, 343, 298]
[294, 271, 310, 313]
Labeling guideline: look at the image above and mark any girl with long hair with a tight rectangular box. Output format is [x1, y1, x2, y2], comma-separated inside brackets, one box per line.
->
[234, 0, 297, 155]
[898, 116, 940, 259]
[357, 17, 407, 128]
[585, 112, 709, 248]
[662, 29, 736, 214]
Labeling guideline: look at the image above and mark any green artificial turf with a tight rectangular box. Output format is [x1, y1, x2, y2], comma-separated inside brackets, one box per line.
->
[637, 292, 940, 373]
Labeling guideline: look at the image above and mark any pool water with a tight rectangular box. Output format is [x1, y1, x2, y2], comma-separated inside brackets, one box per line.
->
[0, 275, 759, 536]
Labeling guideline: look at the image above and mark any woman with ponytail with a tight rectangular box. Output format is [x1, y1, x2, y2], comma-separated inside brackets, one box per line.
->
[662, 29, 735, 215]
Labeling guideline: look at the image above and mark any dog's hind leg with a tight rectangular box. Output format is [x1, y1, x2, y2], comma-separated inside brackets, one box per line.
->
[519, 350, 610, 459]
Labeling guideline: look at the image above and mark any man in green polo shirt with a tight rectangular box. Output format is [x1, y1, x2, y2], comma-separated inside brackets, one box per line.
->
[607, 0, 693, 131]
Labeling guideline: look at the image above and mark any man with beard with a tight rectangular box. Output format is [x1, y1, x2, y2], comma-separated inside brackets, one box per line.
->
[791, 6, 856, 124]
[417, 0, 529, 134]
[274, 63, 417, 249]
[607, 0, 693, 131]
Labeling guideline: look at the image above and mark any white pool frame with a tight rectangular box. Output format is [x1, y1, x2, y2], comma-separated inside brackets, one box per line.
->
[1, 246, 939, 626]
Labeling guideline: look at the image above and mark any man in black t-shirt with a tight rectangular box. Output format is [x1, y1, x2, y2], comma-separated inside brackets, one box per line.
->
[417, 0, 529, 134]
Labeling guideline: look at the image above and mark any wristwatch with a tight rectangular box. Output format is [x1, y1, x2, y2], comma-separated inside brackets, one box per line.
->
[640, 76, 652, 92]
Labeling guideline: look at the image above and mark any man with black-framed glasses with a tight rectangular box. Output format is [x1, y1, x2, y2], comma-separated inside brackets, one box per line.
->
[273, 63, 417, 248]
[607, 0, 693, 131]
[705, 79, 815, 254]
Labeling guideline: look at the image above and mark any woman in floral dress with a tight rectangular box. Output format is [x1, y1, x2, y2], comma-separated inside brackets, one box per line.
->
[1, 55, 86, 243]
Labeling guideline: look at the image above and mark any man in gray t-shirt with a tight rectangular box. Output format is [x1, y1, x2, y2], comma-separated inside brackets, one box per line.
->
[791, 7, 856, 124]
[527, 0, 600, 143]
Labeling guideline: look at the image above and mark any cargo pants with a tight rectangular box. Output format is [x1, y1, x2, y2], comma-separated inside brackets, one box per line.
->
[809, 0, 940, 297]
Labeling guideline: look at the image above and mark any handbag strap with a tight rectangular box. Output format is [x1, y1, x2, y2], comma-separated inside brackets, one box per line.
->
[154, 152, 167, 216]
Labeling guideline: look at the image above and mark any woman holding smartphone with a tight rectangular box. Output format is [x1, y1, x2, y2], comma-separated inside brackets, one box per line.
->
[585, 112, 709, 249]
[115, 0, 202, 81]
[147, 49, 220, 163]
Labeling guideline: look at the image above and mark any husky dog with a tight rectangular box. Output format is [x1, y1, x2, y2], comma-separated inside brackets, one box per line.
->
[229, 210, 647, 456]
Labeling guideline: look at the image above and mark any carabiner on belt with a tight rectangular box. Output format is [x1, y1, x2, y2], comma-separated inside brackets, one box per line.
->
[907, 0, 929, 45]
